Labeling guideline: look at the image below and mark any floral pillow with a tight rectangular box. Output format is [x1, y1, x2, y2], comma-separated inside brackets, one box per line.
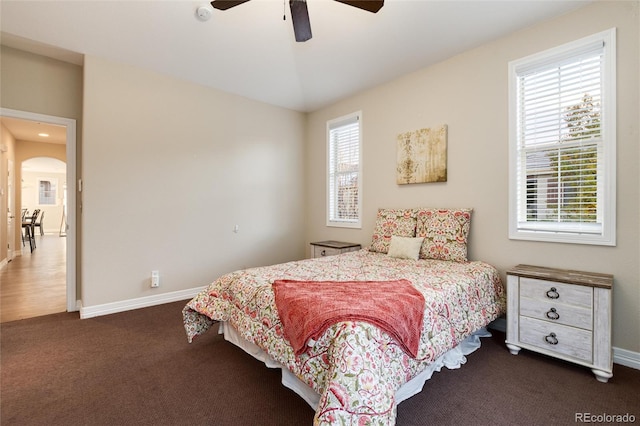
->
[370, 208, 417, 254]
[416, 208, 472, 262]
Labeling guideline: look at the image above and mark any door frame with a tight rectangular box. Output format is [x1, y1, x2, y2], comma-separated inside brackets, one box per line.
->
[6, 159, 15, 261]
[1, 107, 77, 312]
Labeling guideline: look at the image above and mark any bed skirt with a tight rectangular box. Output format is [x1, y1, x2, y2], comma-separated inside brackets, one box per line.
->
[219, 321, 491, 410]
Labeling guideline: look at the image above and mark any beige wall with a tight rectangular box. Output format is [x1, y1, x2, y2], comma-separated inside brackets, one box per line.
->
[21, 159, 67, 236]
[0, 45, 82, 292]
[0, 46, 83, 119]
[16, 141, 67, 237]
[2, 47, 307, 310]
[306, 1, 640, 352]
[21, 170, 66, 234]
[81, 55, 306, 306]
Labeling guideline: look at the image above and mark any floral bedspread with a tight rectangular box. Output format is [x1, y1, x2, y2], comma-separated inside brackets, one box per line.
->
[183, 249, 505, 425]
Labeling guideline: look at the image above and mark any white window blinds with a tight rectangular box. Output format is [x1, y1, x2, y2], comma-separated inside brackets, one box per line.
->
[509, 29, 616, 245]
[327, 112, 362, 228]
[39, 179, 57, 205]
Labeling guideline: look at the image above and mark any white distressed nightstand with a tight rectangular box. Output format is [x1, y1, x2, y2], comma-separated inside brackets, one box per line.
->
[505, 264, 613, 383]
[310, 240, 361, 258]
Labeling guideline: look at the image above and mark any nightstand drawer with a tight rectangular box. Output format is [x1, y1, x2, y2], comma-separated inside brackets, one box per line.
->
[520, 277, 592, 310]
[310, 241, 361, 258]
[520, 297, 593, 330]
[519, 316, 592, 363]
[313, 246, 343, 257]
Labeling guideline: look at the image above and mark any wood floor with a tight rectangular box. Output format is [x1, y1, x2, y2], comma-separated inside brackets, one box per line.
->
[0, 235, 67, 323]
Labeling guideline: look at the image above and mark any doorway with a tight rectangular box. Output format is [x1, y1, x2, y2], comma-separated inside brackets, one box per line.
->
[0, 108, 77, 315]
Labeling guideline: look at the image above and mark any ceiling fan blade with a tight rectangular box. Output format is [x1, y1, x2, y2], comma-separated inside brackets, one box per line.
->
[334, 0, 384, 13]
[210, 0, 251, 11]
[289, 0, 312, 42]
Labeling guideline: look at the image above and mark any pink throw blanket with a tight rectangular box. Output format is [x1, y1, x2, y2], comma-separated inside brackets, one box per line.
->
[272, 279, 425, 358]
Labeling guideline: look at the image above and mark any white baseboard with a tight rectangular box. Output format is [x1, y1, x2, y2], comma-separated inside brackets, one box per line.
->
[613, 347, 640, 370]
[487, 317, 639, 370]
[0, 258, 7, 270]
[79, 286, 206, 319]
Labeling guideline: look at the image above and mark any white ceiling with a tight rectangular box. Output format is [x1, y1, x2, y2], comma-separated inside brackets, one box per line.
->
[1, 0, 592, 113]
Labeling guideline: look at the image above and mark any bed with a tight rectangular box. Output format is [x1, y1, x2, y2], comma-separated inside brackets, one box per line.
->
[183, 208, 506, 425]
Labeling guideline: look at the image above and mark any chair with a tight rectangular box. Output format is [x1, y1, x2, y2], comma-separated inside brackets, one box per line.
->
[33, 211, 45, 236]
[21, 209, 29, 246]
[22, 209, 40, 252]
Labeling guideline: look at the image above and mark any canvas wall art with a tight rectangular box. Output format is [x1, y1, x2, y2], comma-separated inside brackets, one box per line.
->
[396, 124, 447, 184]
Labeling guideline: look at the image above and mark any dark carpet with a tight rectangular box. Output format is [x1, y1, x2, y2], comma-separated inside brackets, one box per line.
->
[1, 301, 638, 425]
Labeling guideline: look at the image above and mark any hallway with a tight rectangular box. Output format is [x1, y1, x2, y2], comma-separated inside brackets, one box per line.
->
[0, 235, 67, 323]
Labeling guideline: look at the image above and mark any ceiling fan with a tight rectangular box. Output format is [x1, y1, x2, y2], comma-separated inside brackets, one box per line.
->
[210, 0, 384, 42]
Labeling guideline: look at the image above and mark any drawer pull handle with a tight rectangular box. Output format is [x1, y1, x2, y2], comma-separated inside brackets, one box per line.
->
[546, 287, 560, 299]
[545, 308, 560, 320]
[320, 250, 326, 256]
[544, 332, 559, 345]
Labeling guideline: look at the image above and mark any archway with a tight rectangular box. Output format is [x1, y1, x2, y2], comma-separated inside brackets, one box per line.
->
[21, 157, 67, 236]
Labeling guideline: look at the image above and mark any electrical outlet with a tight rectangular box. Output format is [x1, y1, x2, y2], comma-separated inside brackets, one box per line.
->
[151, 270, 160, 288]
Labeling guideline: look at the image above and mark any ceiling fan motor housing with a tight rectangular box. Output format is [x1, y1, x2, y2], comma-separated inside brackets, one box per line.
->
[209, 0, 384, 41]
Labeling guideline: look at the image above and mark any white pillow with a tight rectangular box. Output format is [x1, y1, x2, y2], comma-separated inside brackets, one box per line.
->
[387, 236, 425, 260]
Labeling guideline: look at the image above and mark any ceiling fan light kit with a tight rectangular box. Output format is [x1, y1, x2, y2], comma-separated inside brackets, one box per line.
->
[209, 0, 384, 42]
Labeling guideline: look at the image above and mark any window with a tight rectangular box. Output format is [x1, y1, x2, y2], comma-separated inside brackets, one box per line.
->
[327, 112, 362, 228]
[38, 178, 57, 205]
[509, 29, 616, 246]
